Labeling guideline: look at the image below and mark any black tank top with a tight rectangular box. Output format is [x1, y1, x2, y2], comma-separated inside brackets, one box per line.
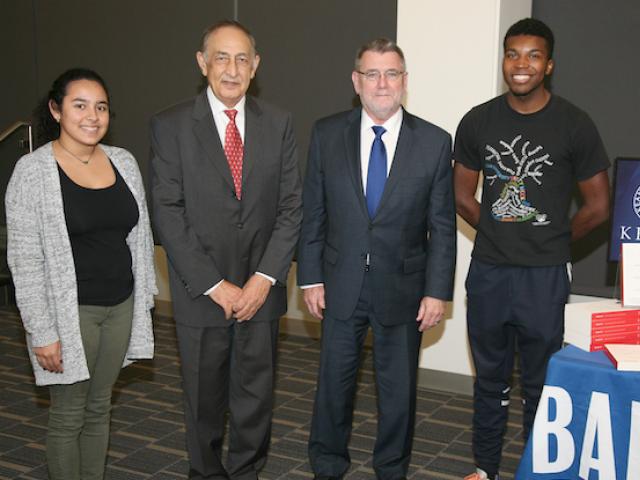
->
[58, 162, 139, 306]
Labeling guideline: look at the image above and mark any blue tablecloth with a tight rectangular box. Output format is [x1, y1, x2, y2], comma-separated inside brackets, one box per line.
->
[516, 345, 640, 479]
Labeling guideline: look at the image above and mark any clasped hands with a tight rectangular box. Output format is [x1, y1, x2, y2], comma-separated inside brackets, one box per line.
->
[209, 274, 272, 321]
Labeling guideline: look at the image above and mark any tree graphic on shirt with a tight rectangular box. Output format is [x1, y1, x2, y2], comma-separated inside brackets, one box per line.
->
[484, 134, 553, 223]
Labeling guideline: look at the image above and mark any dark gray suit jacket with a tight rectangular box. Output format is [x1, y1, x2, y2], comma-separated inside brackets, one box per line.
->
[297, 107, 456, 325]
[151, 92, 302, 326]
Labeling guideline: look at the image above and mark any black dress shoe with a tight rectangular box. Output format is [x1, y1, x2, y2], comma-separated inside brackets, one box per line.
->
[314, 476, 339, 480]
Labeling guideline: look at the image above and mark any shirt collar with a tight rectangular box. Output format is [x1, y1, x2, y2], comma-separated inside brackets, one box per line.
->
[206, 87, 246, 115]
[360, 107, 403, 136]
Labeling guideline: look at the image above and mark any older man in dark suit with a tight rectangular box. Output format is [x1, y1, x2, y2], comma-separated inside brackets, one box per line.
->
[297, 38, 456, 480]
[150, 20, 302, 480]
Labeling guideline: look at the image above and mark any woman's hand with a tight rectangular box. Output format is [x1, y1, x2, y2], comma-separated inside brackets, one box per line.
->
[33, 341, 63, 373]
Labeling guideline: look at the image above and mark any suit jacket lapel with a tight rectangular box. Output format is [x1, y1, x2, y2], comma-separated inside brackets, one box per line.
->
[375, 110, 414, 214]
[242, 96, 261, 189]
[344, 108, 369, 219]
[192, 91, 235, 191]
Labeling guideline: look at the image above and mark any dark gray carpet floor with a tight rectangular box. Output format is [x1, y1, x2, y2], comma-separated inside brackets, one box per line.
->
[0, 309, 525, 479]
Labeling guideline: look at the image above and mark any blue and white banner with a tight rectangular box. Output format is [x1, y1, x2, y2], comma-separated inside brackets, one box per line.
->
[609, 158, 640, 261]
[516, 346, 640, 480]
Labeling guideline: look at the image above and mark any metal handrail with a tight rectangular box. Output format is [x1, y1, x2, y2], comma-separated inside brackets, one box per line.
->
[0, 121, 33, 152]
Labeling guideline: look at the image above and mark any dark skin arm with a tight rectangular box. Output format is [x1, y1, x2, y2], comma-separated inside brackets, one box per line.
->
[571, 170, 610, 241]
[453, 162, 481, 228]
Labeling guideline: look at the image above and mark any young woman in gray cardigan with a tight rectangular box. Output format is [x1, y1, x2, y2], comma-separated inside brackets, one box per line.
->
[5, 68, 156, 480]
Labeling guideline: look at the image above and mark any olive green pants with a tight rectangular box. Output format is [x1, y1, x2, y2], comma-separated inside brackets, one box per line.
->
[47, 295, 133, 480]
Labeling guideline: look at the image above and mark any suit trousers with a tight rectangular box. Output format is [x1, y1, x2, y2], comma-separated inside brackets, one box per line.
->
[176, 319, 278, 480]
[309, 276, 422, 479]
[466, 259, 569, 478]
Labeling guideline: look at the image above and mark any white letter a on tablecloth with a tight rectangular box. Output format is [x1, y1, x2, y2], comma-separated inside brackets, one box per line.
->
[579, 391, 615, 479]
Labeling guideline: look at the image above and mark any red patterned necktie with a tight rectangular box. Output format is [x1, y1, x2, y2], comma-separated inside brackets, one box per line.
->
[224, 109, 243, 199]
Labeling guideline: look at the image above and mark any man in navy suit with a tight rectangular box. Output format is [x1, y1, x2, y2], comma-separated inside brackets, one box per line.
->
[297, 38, 456, 480]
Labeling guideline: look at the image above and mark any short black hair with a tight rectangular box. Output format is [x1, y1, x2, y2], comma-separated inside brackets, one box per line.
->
[504, 18, 554, 59]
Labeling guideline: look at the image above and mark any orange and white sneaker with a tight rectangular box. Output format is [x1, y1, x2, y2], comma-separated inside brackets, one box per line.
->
[463, 468, 495, 480]
[463, 474, 486, 480]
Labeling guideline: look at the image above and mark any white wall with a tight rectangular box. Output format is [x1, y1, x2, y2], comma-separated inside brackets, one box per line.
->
[397, 0, 532, 376]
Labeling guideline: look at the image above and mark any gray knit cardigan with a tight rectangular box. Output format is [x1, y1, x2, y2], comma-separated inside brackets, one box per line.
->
[5, 142, 157, 386]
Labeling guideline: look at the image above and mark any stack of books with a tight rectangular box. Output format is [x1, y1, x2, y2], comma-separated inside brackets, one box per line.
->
[564, 299, 640, 352]
[604, 343, 640, 371]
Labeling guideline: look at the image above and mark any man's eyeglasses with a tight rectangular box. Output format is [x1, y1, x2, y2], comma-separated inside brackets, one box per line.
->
[357, 70, 406, 82]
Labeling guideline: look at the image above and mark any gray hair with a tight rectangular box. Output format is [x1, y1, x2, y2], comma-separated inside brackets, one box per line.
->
[354, 37, 406, 71]
[199, 20, 257, 59]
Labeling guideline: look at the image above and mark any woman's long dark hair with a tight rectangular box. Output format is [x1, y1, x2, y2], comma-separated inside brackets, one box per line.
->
[33, 68, 110, 147]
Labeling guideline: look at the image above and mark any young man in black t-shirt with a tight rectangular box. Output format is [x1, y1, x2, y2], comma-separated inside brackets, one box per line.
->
[454, 18, 610, 480]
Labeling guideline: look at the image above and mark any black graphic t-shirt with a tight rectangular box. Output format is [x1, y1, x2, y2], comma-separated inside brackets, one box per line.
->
[454, 94, 609, 266]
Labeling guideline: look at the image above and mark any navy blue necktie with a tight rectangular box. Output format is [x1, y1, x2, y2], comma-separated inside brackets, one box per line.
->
[366, 126, 387, 218]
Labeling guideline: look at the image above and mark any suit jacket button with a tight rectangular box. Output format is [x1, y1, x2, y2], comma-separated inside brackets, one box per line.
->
[236, 222, 244, 229]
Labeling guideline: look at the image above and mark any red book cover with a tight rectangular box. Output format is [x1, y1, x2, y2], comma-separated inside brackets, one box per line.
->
[592, 332, 640, 344]
[591, 325, 640, 336]
[593, 312, 640, 320]
[591, 339, 640, 352]
[591, 334, 640, 351]
[592, 309, 640, 321]
[591, 316, 640, 330]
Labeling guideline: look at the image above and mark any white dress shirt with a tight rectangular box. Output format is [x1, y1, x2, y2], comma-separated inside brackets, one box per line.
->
[207, 87, 247, 144]
[301, 107, 404, 289]
[204, 88, 275, 295]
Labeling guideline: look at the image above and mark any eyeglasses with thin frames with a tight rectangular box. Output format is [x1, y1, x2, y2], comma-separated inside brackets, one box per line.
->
[356, 69, 406, 82]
